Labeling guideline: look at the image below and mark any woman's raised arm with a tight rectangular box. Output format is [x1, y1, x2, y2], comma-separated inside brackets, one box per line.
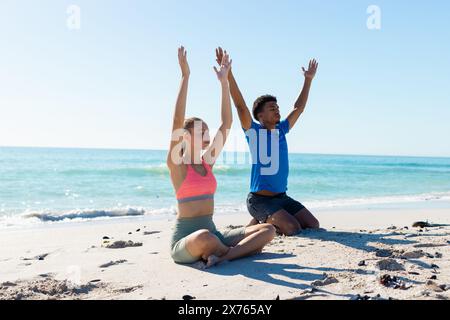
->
[167, 46, 190, 167]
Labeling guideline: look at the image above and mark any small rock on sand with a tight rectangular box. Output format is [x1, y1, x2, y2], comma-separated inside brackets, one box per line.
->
[376, 259, 405, 271]
[412, 221, 432, 228]
[105, 240, 142, 249]
[426, 281, 447, 293]
[375, 249, 393, 258]
[379, 274, 410, 290]
[400, 250, 425, 259]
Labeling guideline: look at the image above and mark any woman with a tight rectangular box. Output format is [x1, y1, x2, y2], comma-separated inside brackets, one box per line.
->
[167, 47, 275, 267]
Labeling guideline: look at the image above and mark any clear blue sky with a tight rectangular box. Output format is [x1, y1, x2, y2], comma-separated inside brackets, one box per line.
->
[1, 0, 449, 157]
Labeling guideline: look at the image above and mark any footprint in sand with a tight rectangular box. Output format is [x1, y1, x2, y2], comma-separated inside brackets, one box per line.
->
[414, 243, 447, 248]
[99, 260, 128, 268]
[143, 231, 161, 236]
[21, 253, 50, 261]
[105, 240, 142, 249]
[114, 285, 143, 293]
[1, 281, 17, 288]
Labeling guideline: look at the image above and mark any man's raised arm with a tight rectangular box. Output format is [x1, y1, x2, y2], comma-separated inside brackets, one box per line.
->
[286, 59, 318, 130]
[216, 47, 252, 130]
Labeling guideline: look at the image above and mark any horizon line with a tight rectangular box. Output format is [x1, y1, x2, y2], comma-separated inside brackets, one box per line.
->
[1, 145, 450, 160]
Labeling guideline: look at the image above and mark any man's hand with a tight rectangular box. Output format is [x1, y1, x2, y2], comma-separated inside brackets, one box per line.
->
[214, 52, 232, 82]
[286, 59, 318, 130]
[178, 46, 190, 77]
[302, 59, 318, 80]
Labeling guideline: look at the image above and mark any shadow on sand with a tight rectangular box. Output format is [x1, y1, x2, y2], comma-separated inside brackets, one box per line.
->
[186, 228, 450, 298]
[194, 252, 369, 298]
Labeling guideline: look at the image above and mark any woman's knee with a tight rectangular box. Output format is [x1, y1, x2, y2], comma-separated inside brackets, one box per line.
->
[191, 229, 220, 251]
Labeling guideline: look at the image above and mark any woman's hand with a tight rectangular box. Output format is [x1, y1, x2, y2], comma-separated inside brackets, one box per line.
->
[214, 52, 232, 82]
[178, 46, 190, 77]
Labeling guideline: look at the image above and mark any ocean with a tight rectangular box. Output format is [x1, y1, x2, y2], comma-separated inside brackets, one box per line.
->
[1, 147, 450, 228]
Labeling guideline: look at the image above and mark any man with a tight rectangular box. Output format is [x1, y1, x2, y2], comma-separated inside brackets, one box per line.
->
[215, 47, 320, 236]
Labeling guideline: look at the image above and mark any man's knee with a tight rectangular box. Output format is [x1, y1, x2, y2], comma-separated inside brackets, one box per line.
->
[310, 218, 320, 229]
[277, 220, 301, 236]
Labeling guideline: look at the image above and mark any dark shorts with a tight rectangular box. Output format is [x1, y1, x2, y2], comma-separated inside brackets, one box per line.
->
[247, 192, 305, 223]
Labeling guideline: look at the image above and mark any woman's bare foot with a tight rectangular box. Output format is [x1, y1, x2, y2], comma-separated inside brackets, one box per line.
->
[205, 255, 222, 268]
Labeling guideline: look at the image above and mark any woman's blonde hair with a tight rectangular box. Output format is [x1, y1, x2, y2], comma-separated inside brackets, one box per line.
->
[183, 117, 204, 131]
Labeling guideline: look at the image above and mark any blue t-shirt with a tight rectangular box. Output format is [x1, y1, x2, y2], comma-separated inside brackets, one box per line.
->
[243, 119, 290, 193]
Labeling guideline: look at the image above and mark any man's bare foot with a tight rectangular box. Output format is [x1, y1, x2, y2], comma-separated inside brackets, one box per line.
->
[247, 218, 259, 227]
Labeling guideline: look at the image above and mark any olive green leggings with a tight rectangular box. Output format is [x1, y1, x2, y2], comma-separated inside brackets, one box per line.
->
[170, 215, 246, 264]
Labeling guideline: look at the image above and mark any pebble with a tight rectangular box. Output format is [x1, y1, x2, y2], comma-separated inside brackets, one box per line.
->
[379, 275, 410, 290]
[412, 221, 431, 228]
[400, 250, 425, 259]
[376, 259, 405, 271]
[426, 281, 446, 293]
[375, 249, 393, 258]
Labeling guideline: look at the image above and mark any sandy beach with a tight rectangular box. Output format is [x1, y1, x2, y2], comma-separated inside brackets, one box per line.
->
[0, 205, 449, 300]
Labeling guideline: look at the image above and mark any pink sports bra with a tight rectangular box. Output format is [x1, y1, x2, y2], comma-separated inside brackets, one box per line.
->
[176, 159, 217, 204]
